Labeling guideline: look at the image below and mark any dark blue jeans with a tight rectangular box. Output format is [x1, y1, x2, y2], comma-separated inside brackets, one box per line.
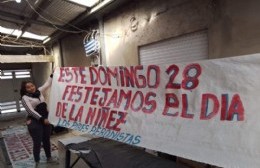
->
[27, 119, 52, 162]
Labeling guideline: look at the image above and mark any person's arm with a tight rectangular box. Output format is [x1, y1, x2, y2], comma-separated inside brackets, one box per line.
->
[38, 74, 53, 94]
[21, 96, 43, 121]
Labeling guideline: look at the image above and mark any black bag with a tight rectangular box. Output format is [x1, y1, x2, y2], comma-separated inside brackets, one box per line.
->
[51, 125, 68, 134]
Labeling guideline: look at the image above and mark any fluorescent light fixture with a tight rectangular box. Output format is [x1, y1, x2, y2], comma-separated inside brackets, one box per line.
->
[1, 109, 17, 113]
[22, 32, 48, 41]
[0, 76, 13, 79]
[67, 0, 98, 7]
[17, 31, 22, 39]
[15, 75, 31, 78]
[0, 101, 16, 106]
[90, 0, 114, 14]
[0, 26, 21, 36]
[0, 26, 47, 41]
[3, 72, 12, 75]
[16, 0, 21, 3]
[15, 71, 30, 75]
[43, 37, 51, 44]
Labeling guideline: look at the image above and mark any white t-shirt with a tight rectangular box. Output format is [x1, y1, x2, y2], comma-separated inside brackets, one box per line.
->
[21, 77, 52, 120]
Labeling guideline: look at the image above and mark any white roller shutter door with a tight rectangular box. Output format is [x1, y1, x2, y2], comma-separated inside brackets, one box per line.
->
[139, 31, 208, 65]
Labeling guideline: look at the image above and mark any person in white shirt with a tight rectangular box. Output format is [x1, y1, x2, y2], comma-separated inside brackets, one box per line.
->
[20, 73, 57, 166]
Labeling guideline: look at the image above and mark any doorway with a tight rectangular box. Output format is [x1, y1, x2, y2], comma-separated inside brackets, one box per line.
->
[0, 69, 31, 114]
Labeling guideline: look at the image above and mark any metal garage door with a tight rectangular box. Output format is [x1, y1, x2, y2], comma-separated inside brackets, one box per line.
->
[0, 69, 31, 113]
[139, 30, 208, 65]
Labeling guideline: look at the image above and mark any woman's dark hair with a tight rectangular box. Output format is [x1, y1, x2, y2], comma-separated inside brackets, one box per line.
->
[20, 80, 34, 97]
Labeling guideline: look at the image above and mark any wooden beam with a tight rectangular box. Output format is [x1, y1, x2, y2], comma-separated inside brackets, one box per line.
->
[0, 55, 54, 63]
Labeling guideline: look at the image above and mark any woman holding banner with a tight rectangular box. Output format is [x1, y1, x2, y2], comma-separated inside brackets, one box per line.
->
[20, 73, 58, 166]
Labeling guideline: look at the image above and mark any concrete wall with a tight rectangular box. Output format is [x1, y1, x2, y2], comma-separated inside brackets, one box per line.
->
[99, 0, 260, 167]
[0, 63, 31, 70]
[37, 0, 260, 167]
[209, 0, 260, 58]
[103, 0, 211, 66]
[103, 0, 260, 66]
[31, 63, 52, 102]
[60, 34, 92, 67]
[39, 34, 92, 102]
[52, 42, 63, 68]
[32, 63, 52, 86]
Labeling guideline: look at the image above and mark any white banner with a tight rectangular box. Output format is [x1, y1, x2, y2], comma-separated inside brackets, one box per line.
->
[49, 54, 260, 168]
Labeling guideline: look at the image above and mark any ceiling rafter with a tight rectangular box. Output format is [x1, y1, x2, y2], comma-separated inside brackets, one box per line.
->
[48, 0, 132, 44]
[20, 0, 53, 38]
[0, 0, 132, 54]
[0, 10, 59, 28]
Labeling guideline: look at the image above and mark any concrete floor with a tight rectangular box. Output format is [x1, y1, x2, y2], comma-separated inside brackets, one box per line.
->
[0, 111, 89, 168]
[0, 112, 27, 168]
[0, 112, 218, 168]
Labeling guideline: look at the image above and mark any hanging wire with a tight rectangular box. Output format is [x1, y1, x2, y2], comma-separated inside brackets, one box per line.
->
[0, 35, 46, 51]
[43, 47, 51, 55]
[26, 0, 122, 38]
[1, 0, 15, 3]
[25, 0, 86, 33]
[0, 29, 16, 41]
[0, 43, 43, 48]
[83, 29, 101, 59]
[1, 36, 42, 46]
[29, 0, 90, 32]
[1, 0, 122, 38]
[83, 31, 92, 44]
[0, 38, 51, 54]
[100, 32, 121, 38]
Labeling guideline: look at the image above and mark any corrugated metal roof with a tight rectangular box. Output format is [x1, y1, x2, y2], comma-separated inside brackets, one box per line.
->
[38, 0, 87, 26]
[0, 0, 130, 54]
[0, 0, 31, 17]
[26, 23, 56, 36]
[0, 0, 88, 36]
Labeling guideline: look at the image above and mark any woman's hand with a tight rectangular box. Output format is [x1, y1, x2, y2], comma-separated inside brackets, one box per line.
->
[43, 119, 50, 125]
